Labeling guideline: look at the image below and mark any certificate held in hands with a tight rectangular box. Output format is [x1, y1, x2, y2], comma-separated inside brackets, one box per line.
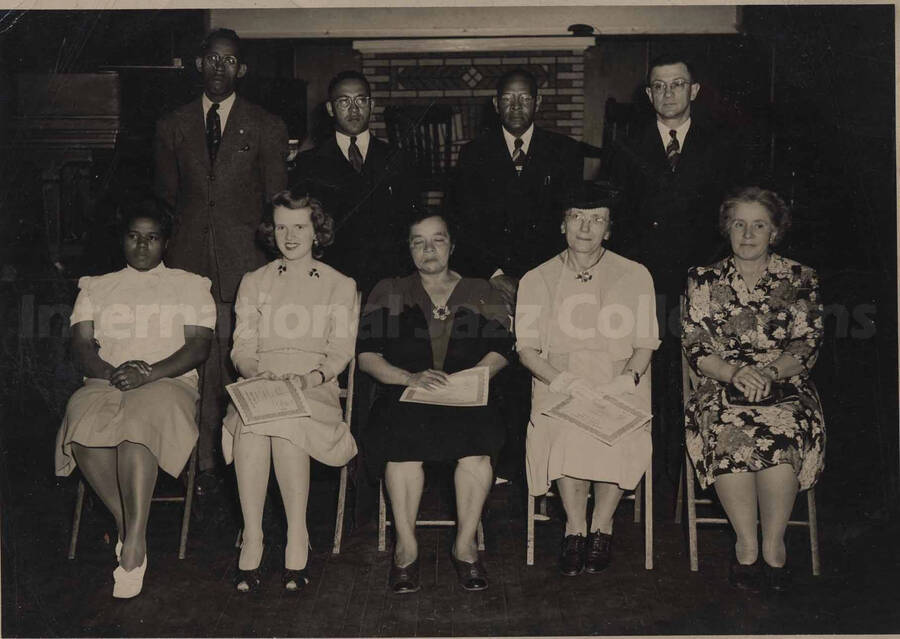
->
[542, 393, 651, 447]
[399, 366, 490, 407]
[226, 377, 312, 426]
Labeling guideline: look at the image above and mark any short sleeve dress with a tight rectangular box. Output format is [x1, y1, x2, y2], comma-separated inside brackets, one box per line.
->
[682, 254, 826, 490]
[515, 250, 661, 494]
[359, 275, 513, 476]
[55, 263, 217, 478]
[221, 260, 359, 467]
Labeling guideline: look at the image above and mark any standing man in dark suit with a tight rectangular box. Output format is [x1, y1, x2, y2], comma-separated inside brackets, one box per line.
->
[154, 28, 288, 482]
[452, 69, 583, 483]
[294, 70, 419, 296]
[607, 54, 743, 480]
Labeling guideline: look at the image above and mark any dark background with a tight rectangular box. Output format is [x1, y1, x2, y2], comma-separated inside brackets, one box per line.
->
[0, 5, 896, 636]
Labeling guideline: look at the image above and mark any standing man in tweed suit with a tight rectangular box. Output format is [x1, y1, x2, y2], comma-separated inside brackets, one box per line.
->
[154, 28, 288, 484]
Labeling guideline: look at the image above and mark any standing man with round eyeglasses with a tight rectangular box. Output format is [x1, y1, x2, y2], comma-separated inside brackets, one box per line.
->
[154, 28, 289, 490]
[606, 53, 745, 484]
[294, 70, 420, 297]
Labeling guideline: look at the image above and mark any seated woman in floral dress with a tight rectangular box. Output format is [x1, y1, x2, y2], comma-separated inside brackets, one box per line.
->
[683, 186, 825, 592]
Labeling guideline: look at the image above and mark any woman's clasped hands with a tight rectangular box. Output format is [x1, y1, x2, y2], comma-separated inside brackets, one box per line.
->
[549, 371, 636, 402]
[109, 360, 152, 392]
[730, 364, 772, 402]
[254, 370, 321, 390]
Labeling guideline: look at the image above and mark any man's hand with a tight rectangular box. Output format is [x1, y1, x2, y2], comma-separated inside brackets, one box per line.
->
[489, 274, 519, 312]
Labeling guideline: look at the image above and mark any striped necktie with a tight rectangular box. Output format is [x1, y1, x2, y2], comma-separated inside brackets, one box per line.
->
[665, 129, 680, 172]
[512, 137, 526, 174]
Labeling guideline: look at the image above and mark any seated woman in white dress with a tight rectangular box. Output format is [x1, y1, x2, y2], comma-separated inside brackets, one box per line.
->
[55, 200, 216, 599]
[224, 188, 358, 593]
[515, 182, 660, 577]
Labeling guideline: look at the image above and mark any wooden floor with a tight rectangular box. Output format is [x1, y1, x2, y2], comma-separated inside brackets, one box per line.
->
[3, 423, 900, 637]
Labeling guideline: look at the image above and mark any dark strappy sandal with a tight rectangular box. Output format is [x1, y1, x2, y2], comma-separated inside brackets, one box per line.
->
[235, 568, 262, 593]
[283, 568, 310, 593]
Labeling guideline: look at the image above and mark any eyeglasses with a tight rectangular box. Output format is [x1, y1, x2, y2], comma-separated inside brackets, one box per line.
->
[499, 93, 535, 108]
[566, 211, 610, 226]
[649, 79, 691, 95]
[204, 53, 239, 68]
[333, 95, 372, 110]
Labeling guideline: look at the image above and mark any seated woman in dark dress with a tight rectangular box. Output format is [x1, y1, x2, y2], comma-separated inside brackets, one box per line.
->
[358, 211, 512, 594]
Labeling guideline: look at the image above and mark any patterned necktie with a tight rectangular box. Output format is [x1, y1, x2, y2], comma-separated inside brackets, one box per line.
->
[348, 135, 364, 174]
[512, 137, 526, 174]
[206, 102, 221, 164]
[665, 129, 680, 172]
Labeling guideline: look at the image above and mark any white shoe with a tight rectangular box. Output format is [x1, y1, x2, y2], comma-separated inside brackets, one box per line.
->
[113, 554, 147, 599]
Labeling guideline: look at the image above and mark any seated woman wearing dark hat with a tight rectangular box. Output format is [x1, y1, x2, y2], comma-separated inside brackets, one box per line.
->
[515, 182, 660, 576]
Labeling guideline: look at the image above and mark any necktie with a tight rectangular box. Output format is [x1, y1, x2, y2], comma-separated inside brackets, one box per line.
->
[512, 137, 526, 174]
[206, 103, 221, 164]
[348, 135, 364, 174]
[665, 129, 680, 172]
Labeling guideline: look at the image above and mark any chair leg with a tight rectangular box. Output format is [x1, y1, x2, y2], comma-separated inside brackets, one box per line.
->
[674, 457, 685, 524]
[476, 520, 485, 552]
[526, 493, 535, 566]
[235, 528, 243, 549]
[644, 466, 653, 570]
[178, 446, 198, 559]
[685, 451, 699, 572]
[634, 479, 643, 523]
[377, 481, 387, 553]
[807, 487, 821, 576]
[68, 479, 86, 560]
[332, 464, 349, 554]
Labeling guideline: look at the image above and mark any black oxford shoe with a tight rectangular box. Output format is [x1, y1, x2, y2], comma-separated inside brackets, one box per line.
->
[584, 531, 612, 573]
[559, 534, 586, 577]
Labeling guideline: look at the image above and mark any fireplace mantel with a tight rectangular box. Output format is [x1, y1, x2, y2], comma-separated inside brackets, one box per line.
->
[353, 37, 596, 55]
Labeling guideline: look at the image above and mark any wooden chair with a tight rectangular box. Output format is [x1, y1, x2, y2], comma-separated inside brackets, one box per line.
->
[377, 478, 485, 553]
[330, 352, 356, 554]
[525, 454, 653, 569]
[68, 444, 198, 560]
[675, 354, 821, 575]
[383, 104, 453, 193]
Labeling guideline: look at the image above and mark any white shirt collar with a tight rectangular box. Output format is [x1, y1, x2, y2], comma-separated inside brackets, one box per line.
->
[124, 262, 167, 277]
[501, 123, 535, 158]
[202, 92, 237, 133]
[656, 117, 691, 150]
[335, 129, 371, 163]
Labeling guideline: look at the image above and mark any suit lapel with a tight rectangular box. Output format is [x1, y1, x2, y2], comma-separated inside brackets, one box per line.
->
[216, 96, 246, 167]
[182, 98, 210, 170]
[362, 136, 388, 178]
[491, 128, 517, 179]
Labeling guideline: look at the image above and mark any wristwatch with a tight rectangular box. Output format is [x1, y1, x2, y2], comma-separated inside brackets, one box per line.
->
[764, 364, 779, 380]
[626, 369, 641, 387]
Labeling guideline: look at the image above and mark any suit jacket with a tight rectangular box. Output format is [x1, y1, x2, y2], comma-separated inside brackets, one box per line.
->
[153, 96, 288, 303]
[452, 126, 582, 279]
[606, 118, 744, 297]
[293, 135, 420, 295]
